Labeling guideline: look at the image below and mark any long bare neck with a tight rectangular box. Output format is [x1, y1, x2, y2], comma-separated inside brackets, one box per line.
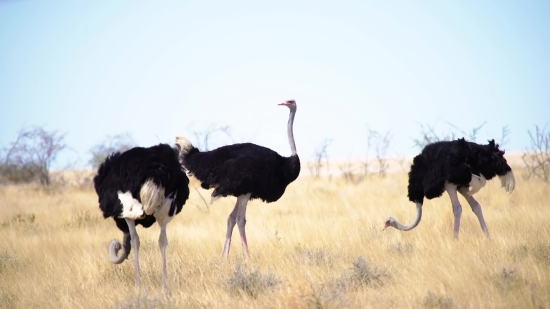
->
[394, 203, 423, 231]
[287, 107, 297, 156]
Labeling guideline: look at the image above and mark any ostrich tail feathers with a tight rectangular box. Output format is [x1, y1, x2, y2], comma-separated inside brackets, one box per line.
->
[467, 174, 487, 196]
[175, 136, 195, 156]
[140, 179, 165, 215]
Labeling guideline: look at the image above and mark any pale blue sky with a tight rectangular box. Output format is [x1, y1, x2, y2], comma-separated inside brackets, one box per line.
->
[1, 0, 549, 169]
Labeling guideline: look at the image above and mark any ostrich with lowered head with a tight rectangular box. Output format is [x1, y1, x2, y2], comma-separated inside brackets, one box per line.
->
[93, 143, 190, 287]
[175, 100, 300, 258]
[384, 138, 515, 238]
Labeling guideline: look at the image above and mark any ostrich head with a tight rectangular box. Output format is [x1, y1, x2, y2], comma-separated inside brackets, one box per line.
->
[487, 139, 515, 194]
[383, 217, 397, 230]
[382, 203, 423, 231]
[279, 99, 297, 111]
[472, 139, 515, 194]
[486, 140, 509, 173]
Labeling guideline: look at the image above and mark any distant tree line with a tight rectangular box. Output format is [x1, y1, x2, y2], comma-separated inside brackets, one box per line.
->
[0, 122, 548, 186]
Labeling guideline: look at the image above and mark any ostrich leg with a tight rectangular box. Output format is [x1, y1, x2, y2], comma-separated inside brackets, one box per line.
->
[222, 199, 239, 258]
[222, 194, 251, 258]
[459, 189, 490, 237]
[125, 218, 141, 286]
[158, 225, 169, 288]
[445, 183, 463, 239]
[236, 193, 252, 258]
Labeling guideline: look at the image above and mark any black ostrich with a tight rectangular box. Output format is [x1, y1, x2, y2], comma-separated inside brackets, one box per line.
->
[93, 143, 190, 287]
[384, 138, 515, 238]
[175, 100, 300, 258]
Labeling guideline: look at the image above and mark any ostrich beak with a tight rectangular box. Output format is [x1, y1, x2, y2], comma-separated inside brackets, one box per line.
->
[383, 222, 390, 231]
[278, 102, 290, 106]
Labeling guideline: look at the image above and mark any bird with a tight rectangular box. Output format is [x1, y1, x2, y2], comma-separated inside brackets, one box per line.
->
[383, 138, 515, 238]
[93, 143, 190, 287]
[175, 100, 300, 258]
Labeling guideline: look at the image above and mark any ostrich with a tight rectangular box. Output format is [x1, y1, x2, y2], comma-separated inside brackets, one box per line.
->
[384, 138, 515, 238]
[93, 143, 190, 287]
[175, 100, 300, 258]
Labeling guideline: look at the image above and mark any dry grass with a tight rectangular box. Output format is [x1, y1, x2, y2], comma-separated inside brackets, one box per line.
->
[1, 163, 549, 309]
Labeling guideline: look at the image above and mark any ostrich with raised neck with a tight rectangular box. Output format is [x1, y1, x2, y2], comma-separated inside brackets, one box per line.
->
[384, 138, 515, 238]
[176, 100, 300, 258]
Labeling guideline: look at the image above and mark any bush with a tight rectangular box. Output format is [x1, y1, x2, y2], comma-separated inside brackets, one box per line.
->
[333, 257, 391, 291]
[1, 213, 36, 229]
[89, 133, 136, 168]
[0, 126, 67, 185]
[522, 124, 550, 183]
[423, 291, 455, 309]
[222, 264, 280, 298]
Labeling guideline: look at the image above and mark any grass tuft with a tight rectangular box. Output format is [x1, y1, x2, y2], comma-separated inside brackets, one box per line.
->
[422, 291, 455, 309]
[114, 291, 175, 309]
[0, 251, 21, 273]
[1, 213, 36, 229]
[333, 257, 391, 291]
[222, 264, 281, 299]
[532, 243, 550, 266]
[303, 282, 349, 309]
[63, 210, 100, 229]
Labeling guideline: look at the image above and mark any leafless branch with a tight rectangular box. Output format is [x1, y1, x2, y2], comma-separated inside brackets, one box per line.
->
[190, 123, 234, 151]
[308, 138, 332, 178]
[0, 126, 67, 185]
[522, 124, 550, 183]
[88, 133, 137, 168]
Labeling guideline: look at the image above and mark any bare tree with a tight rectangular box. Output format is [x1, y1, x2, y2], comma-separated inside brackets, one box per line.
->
[0, 126, 67, 185]
[412, 121, 496, 150]
[413, 123, 455, 149]
[339, 162, 364, 184]
[369, 129, 392, 176]
[412, 122, 457, 150]
[522, 124, 550, 183]
[447, 121, 487, 142]
[499, 125, 511, 148]
[190, 123, 234, 151]
[338, 128, 392, 183]
[88, 133, 137, 168]
[308, 138, 332, 178]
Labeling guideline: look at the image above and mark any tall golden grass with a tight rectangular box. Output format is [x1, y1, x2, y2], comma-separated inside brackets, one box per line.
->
[0, 164, 549, 308]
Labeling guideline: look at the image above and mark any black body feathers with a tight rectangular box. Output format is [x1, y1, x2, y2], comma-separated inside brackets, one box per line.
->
[407, 138, 512, 203]
[93, 143, 190, 233]
[181, 142, 300, 202]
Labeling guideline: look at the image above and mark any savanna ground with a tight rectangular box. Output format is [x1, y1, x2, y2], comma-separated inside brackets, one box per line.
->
[1, 159, 549, 309]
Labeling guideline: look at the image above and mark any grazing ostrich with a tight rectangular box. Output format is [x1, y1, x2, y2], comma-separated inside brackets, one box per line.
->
[93, 143, 190, 287]
[175, 100, 300, 258]
[384, 138, 515, 238]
